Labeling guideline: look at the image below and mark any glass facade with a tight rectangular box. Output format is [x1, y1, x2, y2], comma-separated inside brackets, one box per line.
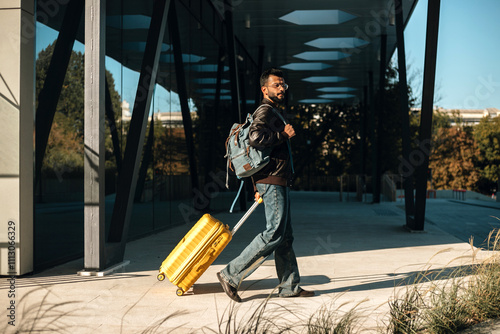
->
[34, 11, 86, 270]
[31, 0, 417, 272]
[33, 0, 256, 271]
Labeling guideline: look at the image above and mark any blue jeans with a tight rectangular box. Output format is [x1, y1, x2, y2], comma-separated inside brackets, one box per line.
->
[220, 183, 301, 297]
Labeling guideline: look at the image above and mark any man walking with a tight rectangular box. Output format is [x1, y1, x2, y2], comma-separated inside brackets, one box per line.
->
[217, 68, 314, 302]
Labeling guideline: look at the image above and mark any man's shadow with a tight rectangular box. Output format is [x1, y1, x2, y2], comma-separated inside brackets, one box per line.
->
[190, 265, 476, 302]
[191, 274, 331, 302]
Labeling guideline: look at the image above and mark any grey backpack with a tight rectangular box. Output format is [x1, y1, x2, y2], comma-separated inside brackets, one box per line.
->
[224, 104, 272, 187]
[224, 104, 294, 212]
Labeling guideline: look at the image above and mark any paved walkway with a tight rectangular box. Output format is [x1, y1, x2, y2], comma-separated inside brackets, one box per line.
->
[1, 192, 500, 333]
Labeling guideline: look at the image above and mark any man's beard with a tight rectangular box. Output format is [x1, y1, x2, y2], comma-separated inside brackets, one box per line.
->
[269, 93, 284, 104]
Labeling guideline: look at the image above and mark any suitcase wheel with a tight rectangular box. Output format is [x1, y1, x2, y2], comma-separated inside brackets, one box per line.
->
[176, 288, 184, 296]
[157, 273, 165, 281]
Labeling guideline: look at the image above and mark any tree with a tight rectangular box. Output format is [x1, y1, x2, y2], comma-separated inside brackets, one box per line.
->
[380, 63, 419, 175]
[474, 116, 500, 194]
[429, 126, 480, 190]
[153, 124, 189, 175]
[43, 112, 84, 179]
[278, 62, 420, 191]
[36, 41, 122, 176]
[431, 109, 452, 133]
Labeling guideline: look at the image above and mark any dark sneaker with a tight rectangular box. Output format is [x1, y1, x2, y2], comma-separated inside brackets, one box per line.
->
[217, 272, 241, 302]
[281, 288, 315, 298]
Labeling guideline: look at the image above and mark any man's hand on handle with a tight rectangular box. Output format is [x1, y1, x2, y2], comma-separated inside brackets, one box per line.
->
[284, 124, 295, 138]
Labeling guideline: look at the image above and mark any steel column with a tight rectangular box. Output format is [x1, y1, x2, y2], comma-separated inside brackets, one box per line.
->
[203, 47, 225, 211]
[356, 85, 368, 202]
[84, 0, 106, 270]
[254, 45, 264, 107]
[239, 68, 249, 210]
[213, 47, 225, 116]
[107, 0, 170, 265]
[414, 0, 441, 230]
[372, 34, 387, 203]
[361, 85, 368, 175]
[395, 0, 416, 225]
[224, 0, 242, 123]
[239, 69, 247, 116]
[368, 71, 375, 200]
[168, 0, 200, 207]
[35, 0, 84, 189]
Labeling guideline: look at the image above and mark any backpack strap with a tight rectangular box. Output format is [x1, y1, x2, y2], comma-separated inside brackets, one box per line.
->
[229, 180, 245, 213]
[269, 107, 295, 175]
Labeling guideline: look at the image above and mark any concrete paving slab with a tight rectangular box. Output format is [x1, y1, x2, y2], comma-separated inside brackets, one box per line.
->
[1, 192, 498, 333]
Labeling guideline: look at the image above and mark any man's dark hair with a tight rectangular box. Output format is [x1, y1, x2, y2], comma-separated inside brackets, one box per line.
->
[260, 68, 284, 87]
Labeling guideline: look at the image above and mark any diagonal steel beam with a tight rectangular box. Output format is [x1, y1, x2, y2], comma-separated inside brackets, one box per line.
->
[395, 0, 416, 226]
[105, 77, 123, 172]
[135, 116, 155, 203]
[107, 0, 170, 265]
[35, 0, 84, 189]
[168, 0, 200, 206]
[414, 0, 441, 231]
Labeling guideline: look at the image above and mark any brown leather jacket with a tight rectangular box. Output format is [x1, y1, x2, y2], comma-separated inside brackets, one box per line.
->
[248, 100, 293, 186]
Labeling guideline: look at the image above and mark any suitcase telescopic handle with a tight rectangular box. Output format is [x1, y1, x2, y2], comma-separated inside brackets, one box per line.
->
[231, 198, 263, 236]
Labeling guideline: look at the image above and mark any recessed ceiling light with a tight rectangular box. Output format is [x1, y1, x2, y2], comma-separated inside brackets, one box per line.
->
[318, 94, 356, 99]
[298, 99, 334, 104]
[317, 87, 357, 92]
[279, 10, 356, 25]
[303, 76, 346, 83]
[281, 63, 332, 71]
[123, 42, 170, 52]
[294, 51, 350, 61]
[160, 54, 206, 63]
[306, 37, 369, 49]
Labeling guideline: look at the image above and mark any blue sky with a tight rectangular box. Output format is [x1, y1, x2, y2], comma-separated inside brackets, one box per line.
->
[404, 0, 500, 109]
[36, 0, 500, 111]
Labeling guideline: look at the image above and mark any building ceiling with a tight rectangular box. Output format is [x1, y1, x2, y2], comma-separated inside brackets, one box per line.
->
[228, 0, 419, 105]
[39, 0, 420, 107]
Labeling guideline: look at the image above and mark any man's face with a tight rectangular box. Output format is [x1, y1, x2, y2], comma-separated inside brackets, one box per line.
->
[263, 75, 287, 104]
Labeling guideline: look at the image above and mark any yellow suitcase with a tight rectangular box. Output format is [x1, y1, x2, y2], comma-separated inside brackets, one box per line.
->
[157, 198, 262, 296]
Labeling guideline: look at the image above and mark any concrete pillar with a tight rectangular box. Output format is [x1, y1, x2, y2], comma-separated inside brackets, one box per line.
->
[83, 0, 106, 270]
[0, 0, 35, 276]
